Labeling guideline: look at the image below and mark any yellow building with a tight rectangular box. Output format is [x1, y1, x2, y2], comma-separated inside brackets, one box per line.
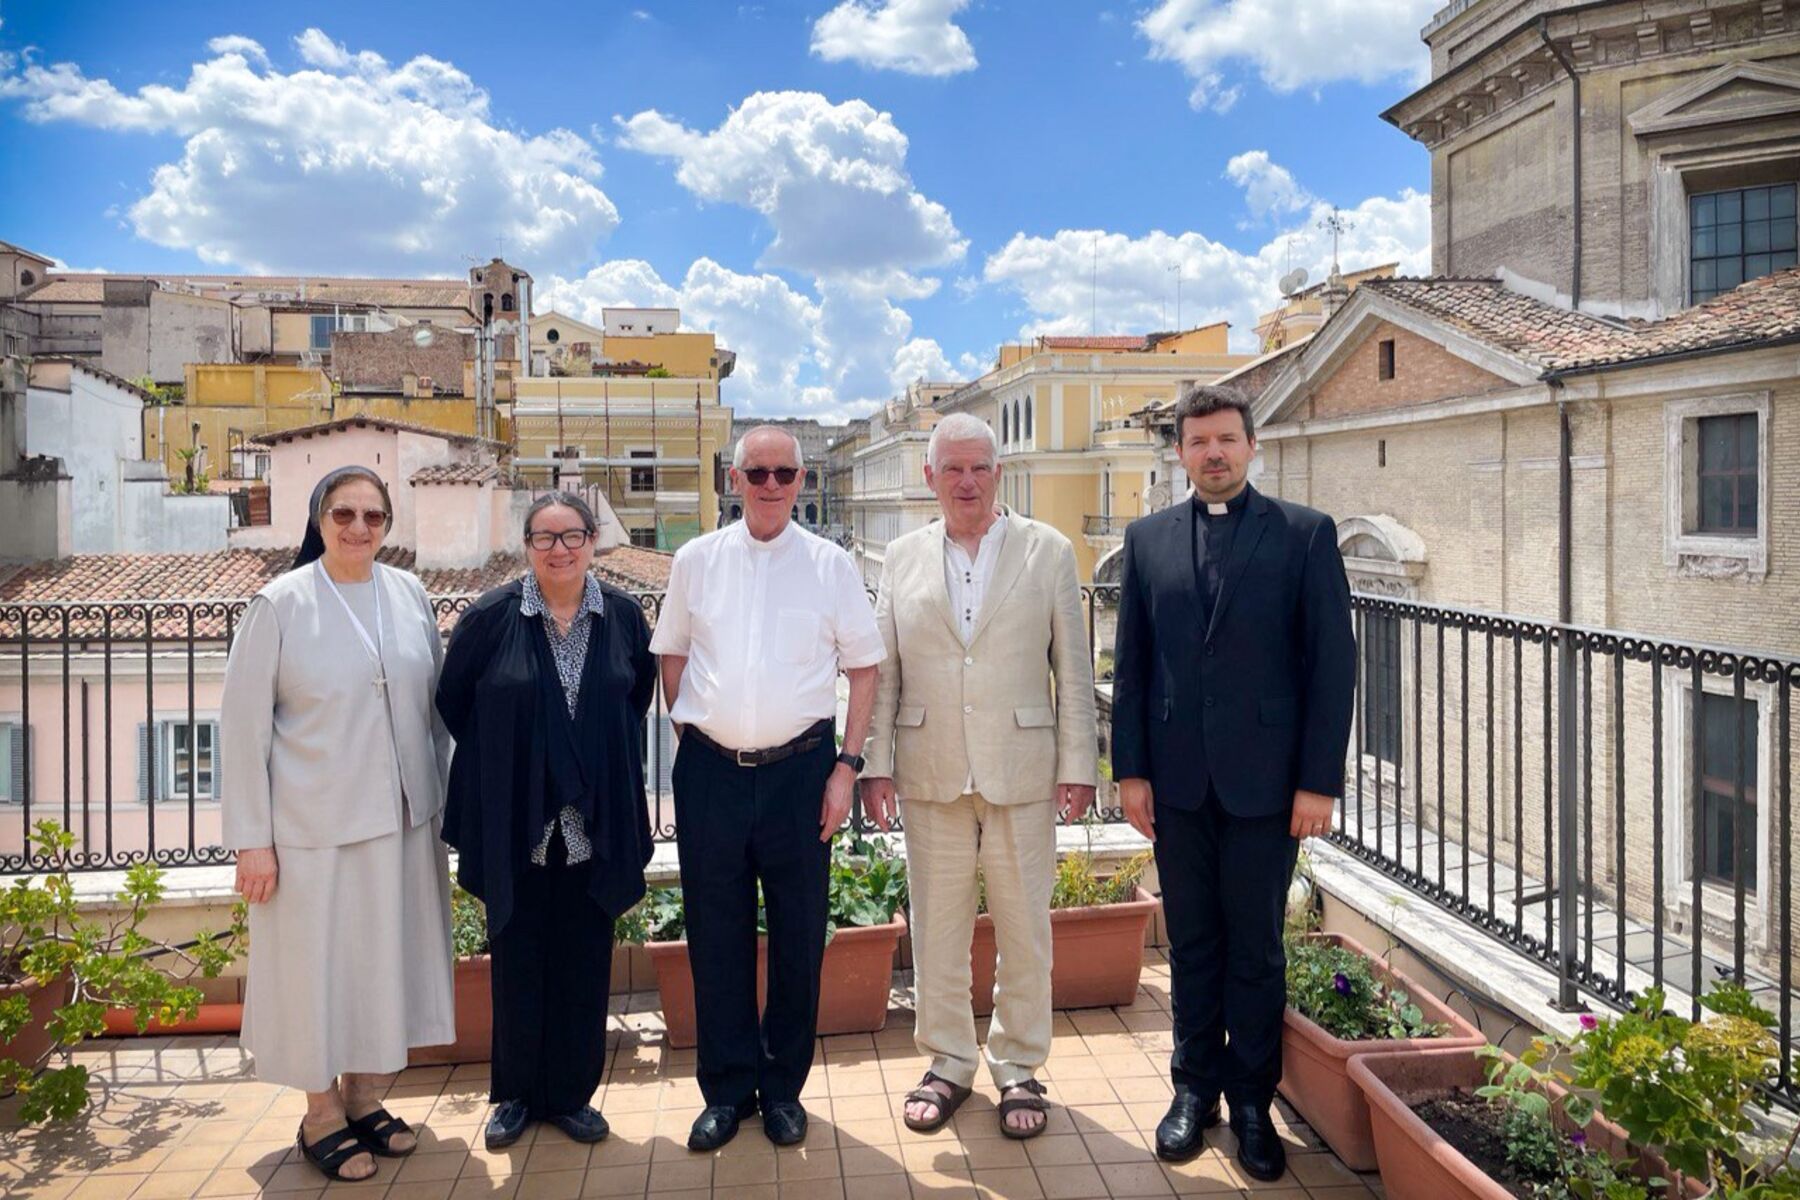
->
[532, 308, 735, 384]
[938, 328, 1254, 580]
[508, 375, 732, 551]
[1253, 263, 1397, 352]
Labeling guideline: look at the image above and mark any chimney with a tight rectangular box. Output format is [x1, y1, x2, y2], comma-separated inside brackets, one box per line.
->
[1319, 269, 1351, 322]
[402, 371, 419, 398]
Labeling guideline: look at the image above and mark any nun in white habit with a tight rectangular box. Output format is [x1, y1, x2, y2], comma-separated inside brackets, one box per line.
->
[220, 465, 455, 1183]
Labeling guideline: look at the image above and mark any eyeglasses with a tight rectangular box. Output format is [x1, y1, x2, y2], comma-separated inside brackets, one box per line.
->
[327, 506, 390, 529]
[526, 529, 594, 551]
[741, 466, 800, 486]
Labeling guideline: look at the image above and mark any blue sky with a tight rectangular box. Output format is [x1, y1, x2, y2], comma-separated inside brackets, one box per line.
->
[0, 0, 1441, 418]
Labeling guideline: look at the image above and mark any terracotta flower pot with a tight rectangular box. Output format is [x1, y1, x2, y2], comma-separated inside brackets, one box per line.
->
[1, 973, 73, 1091]
[969, 886, 1159, 1016]
[648, 910, 907, 1050]
[409, 956, 492, 1067]
[1277, 932, 1486, 1171]
[1348, 1046, 1701, 1200]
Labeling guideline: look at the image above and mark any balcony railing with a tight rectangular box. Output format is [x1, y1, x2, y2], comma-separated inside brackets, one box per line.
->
[1083, 515, 1129, 537]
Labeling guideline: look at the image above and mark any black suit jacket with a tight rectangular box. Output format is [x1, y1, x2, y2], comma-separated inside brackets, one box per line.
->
[1110, 484, 1356, 818]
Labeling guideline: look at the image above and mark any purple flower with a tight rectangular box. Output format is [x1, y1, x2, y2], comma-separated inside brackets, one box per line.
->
[1579, 1014, 1599, 1032]
[1569, 1131, 1588, 1148]
[1333, 972, 1352, 997]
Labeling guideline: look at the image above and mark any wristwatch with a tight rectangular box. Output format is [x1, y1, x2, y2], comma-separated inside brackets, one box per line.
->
[837, 751, 866, 773]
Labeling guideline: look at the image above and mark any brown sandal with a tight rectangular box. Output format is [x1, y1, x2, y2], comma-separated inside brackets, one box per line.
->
[902, 1071, 973, 1133]
[998, 1079, 1049, 1140]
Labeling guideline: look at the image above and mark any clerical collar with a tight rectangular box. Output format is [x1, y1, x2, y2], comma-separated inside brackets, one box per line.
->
[1192, 488, 1249, 518]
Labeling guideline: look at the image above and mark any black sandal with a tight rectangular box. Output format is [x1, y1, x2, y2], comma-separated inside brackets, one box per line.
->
[902, 1071, 973, 1133]
[347, 1106, 417, 1158]
[297, 1124, 376, 1181]
[998, 1080, 1049, 1141]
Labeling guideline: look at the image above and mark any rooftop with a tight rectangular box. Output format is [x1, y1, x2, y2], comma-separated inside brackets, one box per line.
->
[247, 415, 504, 451]
[17, 273, 476, 312]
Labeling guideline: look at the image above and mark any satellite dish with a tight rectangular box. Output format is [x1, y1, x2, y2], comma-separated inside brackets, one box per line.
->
[1278, 268, 1309, 297]
[412, 326, 435, 348]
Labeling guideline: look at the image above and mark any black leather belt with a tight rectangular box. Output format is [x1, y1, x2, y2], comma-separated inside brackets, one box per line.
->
[685, 719, 833, 768]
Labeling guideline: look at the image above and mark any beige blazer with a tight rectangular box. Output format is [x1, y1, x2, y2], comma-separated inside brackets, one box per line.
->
[864, 510, 1098, 805]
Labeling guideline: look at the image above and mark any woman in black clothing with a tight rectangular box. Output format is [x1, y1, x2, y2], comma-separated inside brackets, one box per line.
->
[436, 492, 657, 1151]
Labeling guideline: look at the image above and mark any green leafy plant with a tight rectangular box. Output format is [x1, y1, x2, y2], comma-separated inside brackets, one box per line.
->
[1284, 936, 1444, 1041]
[1050, 848, 1151, 909]
[1473, 1043, 1663, 1200]
[0, 822, 244, 1122]
[451, 883, 489, 958]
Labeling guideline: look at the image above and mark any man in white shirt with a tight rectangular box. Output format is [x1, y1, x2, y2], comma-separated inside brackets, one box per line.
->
[651, 426, 884, 1153]
[860, 413, 1098, 1140]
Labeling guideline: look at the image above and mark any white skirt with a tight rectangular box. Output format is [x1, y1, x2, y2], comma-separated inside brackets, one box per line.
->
[242, 817, 456, 1092]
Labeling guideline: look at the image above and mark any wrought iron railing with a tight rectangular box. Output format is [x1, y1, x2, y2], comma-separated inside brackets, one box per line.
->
[0, 586, 1126, 872]
[1331, 595, 1798, 1102]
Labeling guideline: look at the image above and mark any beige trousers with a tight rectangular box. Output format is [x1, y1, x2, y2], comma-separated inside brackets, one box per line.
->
[901, 792, 1057, 1089]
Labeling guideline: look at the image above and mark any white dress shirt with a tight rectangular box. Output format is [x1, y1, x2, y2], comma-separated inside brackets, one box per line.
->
[651, 520, 886, 751]
[944, 513, 1007, 647]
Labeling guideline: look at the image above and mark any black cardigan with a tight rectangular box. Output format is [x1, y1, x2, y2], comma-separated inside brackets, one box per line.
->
[436, 579, 657, 936]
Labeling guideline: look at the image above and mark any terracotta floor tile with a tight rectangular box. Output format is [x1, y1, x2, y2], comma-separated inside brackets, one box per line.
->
[776, 1146, 842, 1180]
[900, 1141, 969, 1173]
[1110, 1079, 1173, 1105]
[514, 1168, 585, 1200]
[962, 1139, 1030, 1169]
[262, 1162, 333, 1192]
[523, 1142, 593, 1175]
[195, 1164, 279, 1196]
[1047, 1079, 1120, 1106]
[711, 1150, 779, 1185]
[970, 1166, 1046, 1199]
[157, 1142, 235, 1174]
[643, 1155, 710, 1192]
[837, 1117, 901, 1147]
[850, 1175, 915, 1200]
[448, 1175, 522, 1200]
[1022, 1135, 1089, 1167]
[1156, 1153, 1240, 1194]
[906, 1168, 976, 1200]
[394, 1151, 467, 1183]
[840, 1145, 907, 1176]
[578, 1162, 648, 1196]
[1097, 1161, 1176, 1197]
[386, 1182, 458, 1200]
[1303, 1186, 1376, 1200]
[828, 1072, 889, 1098]
[123, 1168, 214, 1199]
[1286, 1157, 1362, 1189]
[1069, 1108, 1134, 1136]
[1082, 1132, 1155, 1165]
[462, 1146, 533, 1180]
[1035, 1163, 1107, 1200]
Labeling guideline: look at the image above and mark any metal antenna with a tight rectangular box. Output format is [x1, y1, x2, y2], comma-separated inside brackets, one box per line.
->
[1318, 206, 1354, 275]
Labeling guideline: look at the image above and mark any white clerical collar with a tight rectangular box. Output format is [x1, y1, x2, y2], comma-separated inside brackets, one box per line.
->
[1206, 502, 1228, 516]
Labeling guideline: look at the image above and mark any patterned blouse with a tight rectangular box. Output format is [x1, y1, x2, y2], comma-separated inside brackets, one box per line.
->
[520, 572, 605, 866]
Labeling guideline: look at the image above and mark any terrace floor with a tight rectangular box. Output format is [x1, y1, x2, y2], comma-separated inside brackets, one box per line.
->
[0, 952, 1377, 1200]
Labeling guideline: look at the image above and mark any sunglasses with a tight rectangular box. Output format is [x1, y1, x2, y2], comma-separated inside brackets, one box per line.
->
[741, 466, 800, 486]
[526, 529, 594, 551]
[327, 506, 390, 529]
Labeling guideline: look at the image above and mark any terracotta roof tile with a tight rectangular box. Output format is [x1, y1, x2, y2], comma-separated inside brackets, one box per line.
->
[0, 545, 674, 640]
[410, 463, 499, 486]
[249, 415, 505, 451]
[17, 273, 475, 313]
[1038, 335, 1150, 351]
[1359, 268, 1800, 374]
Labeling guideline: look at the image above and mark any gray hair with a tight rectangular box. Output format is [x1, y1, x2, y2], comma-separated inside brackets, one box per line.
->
[731, 425, 804, 470]
[927, 412, 998, 470]
[522, 490, 598, 538]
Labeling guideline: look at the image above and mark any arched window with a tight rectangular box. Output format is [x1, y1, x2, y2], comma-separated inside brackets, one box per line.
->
[501, 293, 516, 312]
[1012, 400, 1022, 448]
[1024, 397, 1033, 442]
[1001, 406, 1010, 445]
[805, 503, 817, 523]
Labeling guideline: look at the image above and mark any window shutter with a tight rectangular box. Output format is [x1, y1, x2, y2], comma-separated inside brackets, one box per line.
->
[137, 722, 152, 803]
[5, 724, 23, 805]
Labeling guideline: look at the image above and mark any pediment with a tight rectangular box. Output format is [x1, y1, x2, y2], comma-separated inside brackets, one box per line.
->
[1631, 61, 1800, 137]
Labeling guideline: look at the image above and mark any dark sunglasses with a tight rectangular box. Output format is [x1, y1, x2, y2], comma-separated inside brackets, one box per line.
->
[742, 466, 800, 486]
[526, 529, 594, 551]
[327, 506, 390, 529]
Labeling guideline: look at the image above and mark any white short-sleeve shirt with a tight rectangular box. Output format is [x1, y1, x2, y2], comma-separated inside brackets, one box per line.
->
[651, 520, 885, 751]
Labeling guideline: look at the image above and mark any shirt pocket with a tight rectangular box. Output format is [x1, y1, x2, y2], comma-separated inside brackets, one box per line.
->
[773, 608, 822, 666]
[1014, 706, 1056, 728]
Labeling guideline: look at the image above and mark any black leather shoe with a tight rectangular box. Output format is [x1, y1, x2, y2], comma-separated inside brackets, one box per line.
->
[546, 1105, 610, 1144]
[1154, 1092, 1221, 1162]
[485, 1099, 532, 1150]
[688, 1101, 756, 1153]
[1229, 1104, 1287, 1182]
[762, 1101, 808, 1147]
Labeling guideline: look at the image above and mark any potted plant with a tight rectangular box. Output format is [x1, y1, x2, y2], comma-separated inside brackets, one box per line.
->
[1278, 924, 1485, 1170]
[408, 883, 494, 1066]
[1349, 983, 1788, 1200]
[625, 839, 909, 1049]
[968, 847, 1159, 1015]
[1, 822, 243, 1122]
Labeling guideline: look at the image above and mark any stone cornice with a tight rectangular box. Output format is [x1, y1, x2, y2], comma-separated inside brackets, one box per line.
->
[1383, 0, 1800, 151]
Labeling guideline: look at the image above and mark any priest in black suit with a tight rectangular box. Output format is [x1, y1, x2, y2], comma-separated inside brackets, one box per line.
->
[1111, 384, 1355, 1179]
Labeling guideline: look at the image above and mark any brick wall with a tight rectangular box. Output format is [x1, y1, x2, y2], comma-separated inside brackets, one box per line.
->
[1309, 320, 1515, 421]
[333, 327, 473, 394]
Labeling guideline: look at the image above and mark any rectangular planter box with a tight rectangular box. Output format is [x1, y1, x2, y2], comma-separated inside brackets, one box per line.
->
[647, 910, 907, 1050]
[1348, 1046, 1701, 1200]
[969, 887, 1159, 1016]
[1, 974, 72, 1092]
[1278, 932, 1487, 1171]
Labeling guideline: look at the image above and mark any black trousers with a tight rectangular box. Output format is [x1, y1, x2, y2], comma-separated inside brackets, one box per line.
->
[672, 731, 834, 1109]
[488, 832, 615, 1115]
[1153, 790, 1298, 1109]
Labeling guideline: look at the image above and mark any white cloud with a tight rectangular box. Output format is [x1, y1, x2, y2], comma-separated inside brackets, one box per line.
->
[0, 31, 619, 275]
[982, 161, 1430, 351]
[810, 0, 977, 77]
[1225, 150, 1309, 221]
[1138, 0, 1436, 110]
[205, 36, 270, 68]
[616, 90, 965, 281]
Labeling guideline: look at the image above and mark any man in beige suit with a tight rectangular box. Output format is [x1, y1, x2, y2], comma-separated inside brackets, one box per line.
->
[861, 412, 1098, 1140]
